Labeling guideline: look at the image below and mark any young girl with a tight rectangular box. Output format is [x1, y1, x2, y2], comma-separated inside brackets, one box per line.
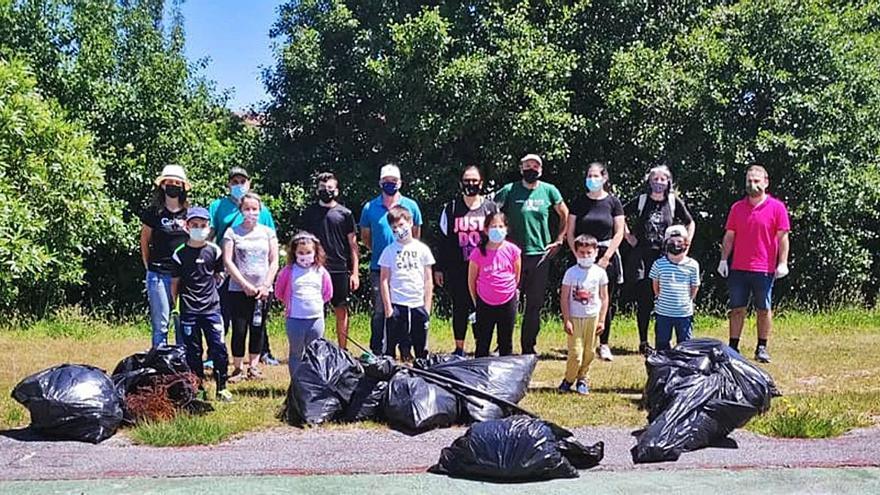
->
[274, 232, 333, 378]
[467, 212, 522, 357]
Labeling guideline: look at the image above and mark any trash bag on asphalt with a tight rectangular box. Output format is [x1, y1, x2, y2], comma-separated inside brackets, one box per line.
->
[383, 371, 459, 433]
[430, 415, 603, 482]
[632, 338, 778, 463]
[286, 339, 363, 425]
[422, 354, 537, 422]
[112, 344, 190, 377]
[11, 364, 123, 443]
[342, 375, 388, 422]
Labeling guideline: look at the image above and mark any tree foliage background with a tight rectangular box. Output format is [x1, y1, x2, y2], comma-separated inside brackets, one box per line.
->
[1, 0, 878, 318]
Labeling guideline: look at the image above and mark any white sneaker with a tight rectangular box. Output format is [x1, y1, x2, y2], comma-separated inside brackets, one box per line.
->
[598, 344, 614, 361]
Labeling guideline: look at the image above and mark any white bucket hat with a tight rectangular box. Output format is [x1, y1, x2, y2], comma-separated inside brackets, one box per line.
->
[154, 164, 191, 190]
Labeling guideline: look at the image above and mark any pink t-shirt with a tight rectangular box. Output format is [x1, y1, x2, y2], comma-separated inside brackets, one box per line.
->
[468, 241, 521, 306]
[725, 195, 791, 273]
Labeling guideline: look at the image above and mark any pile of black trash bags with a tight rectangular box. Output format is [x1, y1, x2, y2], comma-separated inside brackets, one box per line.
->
[283, 339, 604, 481]
[632, 338, 779, 463]
[11, 345, 209, 443]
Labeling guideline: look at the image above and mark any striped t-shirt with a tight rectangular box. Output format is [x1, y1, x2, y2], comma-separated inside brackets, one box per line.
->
[649, 256, 701, 317]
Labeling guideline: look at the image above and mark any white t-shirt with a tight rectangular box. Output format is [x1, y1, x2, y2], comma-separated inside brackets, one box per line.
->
[223, 224, 277, 292]
[562, 264, 609, 318]
[378, 240, 436, 308]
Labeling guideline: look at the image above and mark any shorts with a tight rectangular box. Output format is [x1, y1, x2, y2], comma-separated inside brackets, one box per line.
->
[329, 272, 351, 308]
[728, 270, 774, 310]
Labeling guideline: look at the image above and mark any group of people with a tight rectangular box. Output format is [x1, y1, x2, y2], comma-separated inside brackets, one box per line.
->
[139, 155, 790, 400]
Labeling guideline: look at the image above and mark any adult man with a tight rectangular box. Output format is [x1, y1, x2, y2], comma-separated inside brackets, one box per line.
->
[717, 164, 790, 363]
[494, 154, 569, 355]
[209, 166, 280, 365]
[301, 172, 360, 350]
[359, 164, 423, 354]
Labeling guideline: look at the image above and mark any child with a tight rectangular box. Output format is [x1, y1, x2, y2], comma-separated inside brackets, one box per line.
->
[170, 206, 232, 402]
[467, 212, 521, 357]
[379, 206, 435, 360]
[649, 225, 700, 350]
[559, 234, 609, 395]
[274, 232, 333, 378]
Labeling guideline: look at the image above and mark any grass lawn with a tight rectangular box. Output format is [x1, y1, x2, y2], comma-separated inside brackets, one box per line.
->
[1, 307, 879, 446]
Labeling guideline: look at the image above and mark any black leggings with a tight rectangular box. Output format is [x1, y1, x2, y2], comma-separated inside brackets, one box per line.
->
[599, 246, 621, 345]
[447, 271, 475, 342]
[520, 254, 551, 354]
[228, 291, 266, 358]
[474, 296, 517, 357]
[636, 278, 655, 343]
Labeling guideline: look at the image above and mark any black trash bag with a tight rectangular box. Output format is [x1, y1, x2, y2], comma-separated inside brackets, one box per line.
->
[423, 354, 538, 422]
[414, 353, 466, 370]
[112, 367, 159, 398]
[342, 375, 388, 422]
[632, 338, 777, 464]
[286, 339, 363, 425]
[112, 344, 189, 377]
[431, 415, 603, 482]
[383, 371, 459, 433]
[362, 356, 397, 381]
[11, 364, 123, 443]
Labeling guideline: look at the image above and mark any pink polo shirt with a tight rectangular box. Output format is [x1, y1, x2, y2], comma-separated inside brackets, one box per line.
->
[725, 195, 790, 273]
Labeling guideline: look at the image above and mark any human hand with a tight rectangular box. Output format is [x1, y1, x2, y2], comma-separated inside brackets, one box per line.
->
[775, 262, 789, 279]
[717, 260, 729, 278]
[243, 283, 258, 297]
[625, 233, 637, 247]
[597, 256, 611, 269]
[350, 272, 360, 291]
[258, 286, 270, 301]
[596, 321, 605, 335]
[545, 240, 563, 258]
[564, 320, 573, 335]
[384, 306, 394, 319]
[434, 271, 445, 287]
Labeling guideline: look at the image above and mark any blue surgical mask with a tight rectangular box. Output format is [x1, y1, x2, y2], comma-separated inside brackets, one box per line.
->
[488, 227, 507, 243]
[585, 177, 604, 192]
[231, 184, 248, 200]
[189, 228, 209, 241]
[381, 181, 400, 196]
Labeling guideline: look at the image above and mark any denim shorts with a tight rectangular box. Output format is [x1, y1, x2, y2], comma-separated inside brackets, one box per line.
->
[727, 269, 775, 310]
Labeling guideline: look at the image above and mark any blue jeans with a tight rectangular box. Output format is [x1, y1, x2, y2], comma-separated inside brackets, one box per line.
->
[180, 313, 229, 390]
[146, 271, 177, 347]
[728, 270, 775, 310]
[655, 315, 693, 351]
[286, 317, 325, 378]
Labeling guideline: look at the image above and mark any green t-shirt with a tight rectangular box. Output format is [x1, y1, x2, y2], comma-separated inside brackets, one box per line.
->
[493, 181, 563, 255]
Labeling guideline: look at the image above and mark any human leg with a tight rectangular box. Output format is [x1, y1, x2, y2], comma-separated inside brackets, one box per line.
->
[654, 314, 674, 351]
[521, 255, 549, 355]
[369, 270, 384, 354]
[146, 271, 172, 347]
[496, 296, 517, 356]
[201, 314, 229, 390]
[576, 316, 599, 382]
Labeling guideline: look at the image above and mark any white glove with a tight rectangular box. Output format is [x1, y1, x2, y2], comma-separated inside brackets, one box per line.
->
[775, 262, 789, 279]
[717, 260, 729, 278]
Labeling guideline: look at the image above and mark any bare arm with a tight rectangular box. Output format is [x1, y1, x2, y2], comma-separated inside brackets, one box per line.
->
[140, 225, 152, 270]
[560, 284, 572, 323]
[262, 237, 280, 299]
[553, 201, 569, 247]
[777, 231, 790, 265]
[720, 230, 736, 260]
[171, 277, 180, 302]
[413, 225, 422, 239]
[361, 227, 372, 254]
[380, 267, 393, 317]
[223, 238, 255, 296]
[599, 215, 625, 267]
[514, 255, 522, 286]
[348, 232, 360, 291]
[653, 279, 660, 297]
[690, 284, 699, 300]
[468, 261, 479, 306]
[566, 214, 578, 254]
[424, 265, 433, 313]
[597, 284, 609, 332]
[686, 221, 696, 243]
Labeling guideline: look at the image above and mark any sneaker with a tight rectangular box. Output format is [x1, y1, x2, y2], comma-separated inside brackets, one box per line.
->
[247, 366, 264, 380]
[452, 347, 465, 357]
[755, 346, 772, 363]
[638, 342, 648, 356]
[260, 353, 281, 366]
[598, 344, 614, 361]
[203, 359, 214, 369]
[216, 389, 233, 402]
[227, 368, 246, 384]
[558, 380, 572, 393]
[575, 380, 590, 395]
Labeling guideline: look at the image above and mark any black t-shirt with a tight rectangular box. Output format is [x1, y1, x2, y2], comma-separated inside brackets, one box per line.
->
[140, 207, 189, 274]
[172, 242, 222, 315]
[436, 197, 499, 273]
[624, 194, 694, 251]
[301, 203, 356, 273]
[570, 194, 624, 242]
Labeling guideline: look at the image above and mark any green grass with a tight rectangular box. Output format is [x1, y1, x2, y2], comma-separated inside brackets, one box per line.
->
[2, 307, 879, 446]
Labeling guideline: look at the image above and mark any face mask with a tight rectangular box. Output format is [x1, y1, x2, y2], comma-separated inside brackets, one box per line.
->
[394, 226, 411, 241]
[381, 181, 400, 196]
[296, 253, 315, 267]
[242, 211, 259, 224]
[461, 183, 481, 197]
[230, 184, 248, 200]
[488, 227, 507, 243]
[585, 177, 604, 192]
[577, 255, 596, 268]
[317, 189, 337, 203]
[189, 228, 209, 241]
[650, 181, 667, 194]
[522, 169, 540, 184]
[164, 185, 183, 199]
[665, 240, 686, 255]
[746, 182, 765, 197]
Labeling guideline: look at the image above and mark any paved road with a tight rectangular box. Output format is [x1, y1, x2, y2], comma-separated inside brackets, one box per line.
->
[1, 424, 878, 481]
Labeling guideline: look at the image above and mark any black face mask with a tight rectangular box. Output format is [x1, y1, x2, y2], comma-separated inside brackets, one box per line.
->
[665, 239, 686, 255]
[164, 185, 183, 199]
[317, 189, 337, 203]
[522, 169, 540, 184]
[461, 183, 481, 197]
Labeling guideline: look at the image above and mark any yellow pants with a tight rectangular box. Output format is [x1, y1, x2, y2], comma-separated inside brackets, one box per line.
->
[565, 316, 599, 383]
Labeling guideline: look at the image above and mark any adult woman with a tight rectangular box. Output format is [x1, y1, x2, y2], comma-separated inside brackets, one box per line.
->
[624, 165, 695, 354]
[435, 165, 498, 356]
[566, 162, 625, 361]
[139, 164, 190, 347]
[223, 193, 279, 382]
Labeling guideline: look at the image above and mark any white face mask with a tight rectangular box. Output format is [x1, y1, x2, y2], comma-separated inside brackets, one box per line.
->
[296, 253, 315, 267]
[189, 228, 209, 241]
[576, 255, 596, 268]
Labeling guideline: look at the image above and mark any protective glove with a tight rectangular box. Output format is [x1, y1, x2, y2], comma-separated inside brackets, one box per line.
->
[775, 262, 789, 279]
[717, 259, 729, 278]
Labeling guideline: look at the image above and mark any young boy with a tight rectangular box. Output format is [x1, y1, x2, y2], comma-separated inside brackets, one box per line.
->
[649, 225, 701, 350]
[171, 206, 232, 402]
[560, 234, 609, 395]
[379, 206, 435, 360]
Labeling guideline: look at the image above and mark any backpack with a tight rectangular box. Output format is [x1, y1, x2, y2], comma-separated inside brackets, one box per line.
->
[637, 192, 676, 219]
